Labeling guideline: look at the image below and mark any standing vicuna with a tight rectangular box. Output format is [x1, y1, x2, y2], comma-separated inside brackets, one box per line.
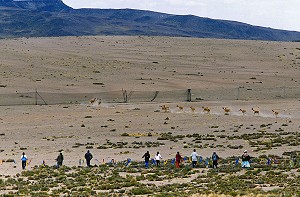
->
[176, 105, 184, 111]
[239, 109, 246, 115]
[272, 110, 279, 118]
[190, 106, 196, 112]
[252, 108, 259, 116]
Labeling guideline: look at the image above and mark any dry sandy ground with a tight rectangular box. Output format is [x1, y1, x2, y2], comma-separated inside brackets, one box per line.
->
[0, 36, 299, 176]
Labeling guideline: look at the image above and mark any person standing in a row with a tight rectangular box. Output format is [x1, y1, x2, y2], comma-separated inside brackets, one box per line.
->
[155, 152, 163, 166]
[190, 149, 199, 168]
[85, 150, 93, 167]
[21, 152, 28, 170]
[56, 152, 64, 168]
[175, 152, 183, 168]
[142, 151, 150, 168]
[241, 150, 251, 168]
[212, 152, 220, 168]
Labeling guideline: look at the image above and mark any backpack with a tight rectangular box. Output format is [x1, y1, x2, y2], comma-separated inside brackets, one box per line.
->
[212, 154, 218, 161]
[21, 156, 27, 161]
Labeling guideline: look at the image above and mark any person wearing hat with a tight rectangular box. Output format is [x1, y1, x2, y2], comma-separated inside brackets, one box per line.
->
[241, 150, 251, 168]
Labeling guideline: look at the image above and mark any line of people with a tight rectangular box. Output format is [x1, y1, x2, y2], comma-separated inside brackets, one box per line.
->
[142, 149, 221, 169]
[17, 149, 260, 170]
[19, 150, 94, 170]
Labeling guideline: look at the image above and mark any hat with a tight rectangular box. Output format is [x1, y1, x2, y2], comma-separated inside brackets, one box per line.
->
[244, 150, 247, 153]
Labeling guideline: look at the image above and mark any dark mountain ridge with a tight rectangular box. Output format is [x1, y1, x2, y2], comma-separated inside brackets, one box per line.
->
[0, 0, 70, 11]
[1, 0, 300, 41]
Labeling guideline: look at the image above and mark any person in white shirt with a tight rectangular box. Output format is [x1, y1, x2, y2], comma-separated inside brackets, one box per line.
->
[154, 152, 163, 166]
[190, 149, 199, 168]
[21, 152, 28, 170]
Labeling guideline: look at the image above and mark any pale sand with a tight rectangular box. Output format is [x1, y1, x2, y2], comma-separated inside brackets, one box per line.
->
[0, 36, 299, 175]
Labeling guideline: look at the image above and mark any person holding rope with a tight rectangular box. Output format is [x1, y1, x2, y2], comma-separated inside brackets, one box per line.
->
[212, 152, 220, 168]
[56, 152, 64, 168]
[85, 150, 93, 167]
[21, 152, 28, 170]
[154, 152, 163, 167]
[190, 149, 199, 168]
[142, 151, 150, 169]
[241, 150, 251, 168]
[175, 152, 183, 168]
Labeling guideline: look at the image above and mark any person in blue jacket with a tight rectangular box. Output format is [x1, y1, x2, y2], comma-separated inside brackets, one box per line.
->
[21, 152, 28, 170]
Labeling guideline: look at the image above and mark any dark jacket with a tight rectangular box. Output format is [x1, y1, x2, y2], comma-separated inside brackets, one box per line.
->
[242, 153, 251, 161]
[57, 153, 64, 163]
[85, 151, 93, 161]
[212, 153, 219, 161]
[142, 152, 150, 162]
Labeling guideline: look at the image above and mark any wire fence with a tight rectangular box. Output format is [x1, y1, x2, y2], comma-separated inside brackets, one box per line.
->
[0, 86, 299, 106]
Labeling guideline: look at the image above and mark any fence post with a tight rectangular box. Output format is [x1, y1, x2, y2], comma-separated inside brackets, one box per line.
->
[187, 89, 192, 102]
[35, 89, 38, 105]
[122, 89, 128, 103]
[35, 90, 48, 105]
[237, 84, 240, 100]
[151, 91, 159, 102]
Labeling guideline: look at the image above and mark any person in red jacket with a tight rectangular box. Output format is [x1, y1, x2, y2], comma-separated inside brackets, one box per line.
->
[175, 152, 182, 168]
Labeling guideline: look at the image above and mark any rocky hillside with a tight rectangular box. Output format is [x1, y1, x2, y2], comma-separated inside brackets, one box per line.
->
[0, 0, 300, 41]
[0, 0, 70, 11]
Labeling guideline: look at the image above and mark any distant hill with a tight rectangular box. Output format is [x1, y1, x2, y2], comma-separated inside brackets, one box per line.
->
[1, 0, 300, 41]
[0, 0, 70, 11]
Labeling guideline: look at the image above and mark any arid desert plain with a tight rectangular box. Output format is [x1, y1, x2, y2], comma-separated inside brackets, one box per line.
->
[0, 36, 299, 196]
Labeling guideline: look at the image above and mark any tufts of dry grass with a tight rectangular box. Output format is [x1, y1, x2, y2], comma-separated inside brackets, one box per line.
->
[191, 194, 269, 197]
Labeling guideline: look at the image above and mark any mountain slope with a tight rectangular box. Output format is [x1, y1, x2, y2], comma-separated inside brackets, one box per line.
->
[0, 0, 300, 41]
[0, 0, 70, 11]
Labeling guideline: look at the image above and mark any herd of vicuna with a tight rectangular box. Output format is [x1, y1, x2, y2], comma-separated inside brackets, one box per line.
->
[89, 98, 280, 117]
[160, 105, 280, 117]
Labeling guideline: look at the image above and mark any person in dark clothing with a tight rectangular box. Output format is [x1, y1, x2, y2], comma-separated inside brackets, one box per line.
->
[241, 150, 251, 168]
[142, 151, 150, 168]
[175, 152, 183, 168]
[85, 150, 93, 167]
[212, 152, 220, 168]
[56, 152, 64, 168]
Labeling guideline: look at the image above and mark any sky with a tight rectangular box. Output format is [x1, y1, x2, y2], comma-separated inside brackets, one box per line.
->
[62, 0, 300, 32]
